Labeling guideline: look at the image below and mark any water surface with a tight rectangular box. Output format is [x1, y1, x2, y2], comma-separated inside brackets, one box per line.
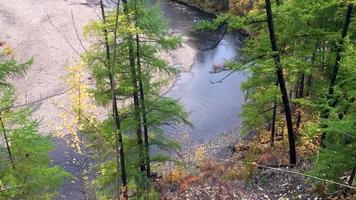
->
[152, 0, 247, 142]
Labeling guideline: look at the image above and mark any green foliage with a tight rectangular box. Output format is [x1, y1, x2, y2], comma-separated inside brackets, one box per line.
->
[83, 0, 189, 198]
[196, 0, 356, 190]
[0, 48, 67, 199]
[308, 41, 356, 190]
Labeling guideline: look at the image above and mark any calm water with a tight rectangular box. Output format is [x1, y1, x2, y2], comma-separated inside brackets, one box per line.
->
[152, 0, 246, 142]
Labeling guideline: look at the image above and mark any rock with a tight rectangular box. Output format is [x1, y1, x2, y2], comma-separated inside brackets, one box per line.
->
[210, 63, 228, 73]
[170, 182, 180, 192]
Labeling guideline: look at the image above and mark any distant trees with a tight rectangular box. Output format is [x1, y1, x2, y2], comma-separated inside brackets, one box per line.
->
[0, 44, 67, 199]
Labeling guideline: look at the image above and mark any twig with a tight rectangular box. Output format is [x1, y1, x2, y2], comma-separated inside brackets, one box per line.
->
[199, 24, 228, 51]
[210, 69, 236, 84]
[210, 61, 255, 84]
[71, 9, 88, 53]
[0, 88, 73, 112]
[214, 158, 356, 190]
[46, 14, 80, 57]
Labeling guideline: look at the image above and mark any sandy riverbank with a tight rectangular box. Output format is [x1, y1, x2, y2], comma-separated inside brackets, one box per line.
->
[0, 0, 197, 133]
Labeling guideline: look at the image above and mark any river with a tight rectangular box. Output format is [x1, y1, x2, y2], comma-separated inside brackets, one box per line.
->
[154, 0, 246, 143]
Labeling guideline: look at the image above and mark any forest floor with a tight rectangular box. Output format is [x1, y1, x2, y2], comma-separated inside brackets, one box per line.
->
[156, 130, 355, 200]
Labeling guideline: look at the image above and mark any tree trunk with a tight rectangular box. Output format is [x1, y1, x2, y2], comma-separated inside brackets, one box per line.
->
[325, 4, 353, 116]
[136, 34, 150, 177]
[122, 0, 146, 172]
[343, 167, 356, 195]
[265, 0, 297, 165]
[306, 40, 320, 97]
[270, 0, 282, 147]
[321, 4, 353, 145]
[270, 100, 277, 147]
[134, 0, 150, 177]
[99, 1, 127, 198]
[270, 81, 278, 147]
[0, 114, 15, 170]
[296, 73, 304, 130]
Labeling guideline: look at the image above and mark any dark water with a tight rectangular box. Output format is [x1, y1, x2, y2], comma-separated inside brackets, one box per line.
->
[152, 0, 246, 142]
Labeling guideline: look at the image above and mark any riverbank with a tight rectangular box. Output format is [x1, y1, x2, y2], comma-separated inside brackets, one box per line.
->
[159, 37, 197, 94]
[0, 0, 198, 132]
[156, 129, 325, 200]
[173, 0, 228, 14]
[0, 0, 96, 132]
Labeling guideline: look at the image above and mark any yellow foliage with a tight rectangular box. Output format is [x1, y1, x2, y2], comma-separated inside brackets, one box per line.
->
[229, 0, 263, 15]
[53, 63, 99, 155]
[165, 167, 186, 183]
[3, 45, 14, 56]
[0, 42, 14, 56]
[194, 145, 207, 165]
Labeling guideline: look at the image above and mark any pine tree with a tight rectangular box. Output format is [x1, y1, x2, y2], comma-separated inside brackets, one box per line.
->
[195, 0, 355, 179]
[264, 0, 297, 165]
[0, 44, 67, 199]
[83, 0, 188, 198]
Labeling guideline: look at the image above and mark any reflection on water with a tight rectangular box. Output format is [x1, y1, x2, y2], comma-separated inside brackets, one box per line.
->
[167, 34, 246, 142]
[149, 0, 247, 142]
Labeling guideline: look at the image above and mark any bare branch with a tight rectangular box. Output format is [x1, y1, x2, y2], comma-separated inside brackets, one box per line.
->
[71, 9, 88, 53]
[46, 15, 80, 56]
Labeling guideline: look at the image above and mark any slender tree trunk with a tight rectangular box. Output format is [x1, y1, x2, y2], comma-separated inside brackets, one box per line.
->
[136, 34, 150, 177]
[343, 167, 356, 195]
[321, 4, 353, 144]
[305, 74, 312, 96]
[122, 0, 146, 172]
[270, 100, 277, 147]
[306, 40, 320, 97]
[270, 81, 278, 147]
[99, 1, 127, 198]
[0, 114, 15, 170]
[265, 0, 297, 165]
[324, 4, 353, 118]
[134, 0, 150, 177]
[296, 73, 304, 130]
[270, 0, 282, 147]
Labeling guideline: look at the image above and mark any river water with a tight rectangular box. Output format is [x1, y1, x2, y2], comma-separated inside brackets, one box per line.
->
[153, 0, 246, 142]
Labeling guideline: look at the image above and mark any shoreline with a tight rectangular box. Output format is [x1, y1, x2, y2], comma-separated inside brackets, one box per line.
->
[171, 0, 222, 15]
[160, 39, 198, 95]
[0, 0, 198, 133]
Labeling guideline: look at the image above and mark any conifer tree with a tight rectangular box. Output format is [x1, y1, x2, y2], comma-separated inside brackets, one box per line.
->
[83, 0, 188, 197]
[0, 44, 67, 199]
[195, 0, 355, 172]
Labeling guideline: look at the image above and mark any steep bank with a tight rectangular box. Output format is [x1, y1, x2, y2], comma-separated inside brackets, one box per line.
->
[174, 0, 256, 15]
[176, 0, 229, 14]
